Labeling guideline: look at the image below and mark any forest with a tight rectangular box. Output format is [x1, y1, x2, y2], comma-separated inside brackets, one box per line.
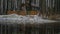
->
[0, 0, 60, 19]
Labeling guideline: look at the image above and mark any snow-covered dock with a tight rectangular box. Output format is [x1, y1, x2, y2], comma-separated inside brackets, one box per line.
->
[0, 14, 58, 24]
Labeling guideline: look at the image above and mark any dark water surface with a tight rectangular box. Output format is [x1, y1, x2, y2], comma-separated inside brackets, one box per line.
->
[0, 22, 60, 34]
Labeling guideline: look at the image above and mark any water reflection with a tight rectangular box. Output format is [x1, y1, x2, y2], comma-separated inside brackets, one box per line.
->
[0, 22, 60, 34]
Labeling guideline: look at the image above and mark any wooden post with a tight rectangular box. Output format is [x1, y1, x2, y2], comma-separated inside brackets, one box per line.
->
[5, 0, 7, 14]
[8, 0, 11, 10]
[41, 0, 46, 18]
[1, 0, 3, 15]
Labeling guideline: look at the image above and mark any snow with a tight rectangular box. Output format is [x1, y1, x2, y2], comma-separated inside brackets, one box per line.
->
[0, 14, 57, 24]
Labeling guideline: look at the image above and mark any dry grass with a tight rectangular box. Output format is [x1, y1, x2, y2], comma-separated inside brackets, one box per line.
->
[48, 14, 60, 19]
[7, 10, 39, 15]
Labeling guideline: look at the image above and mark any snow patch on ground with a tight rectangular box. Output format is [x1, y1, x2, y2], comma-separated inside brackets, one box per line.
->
[0, 14, 57, 24]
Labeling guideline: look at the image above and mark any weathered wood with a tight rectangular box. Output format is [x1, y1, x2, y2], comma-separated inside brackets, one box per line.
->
[1, 0, 3, 15]
[41, 0, 46, 17]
